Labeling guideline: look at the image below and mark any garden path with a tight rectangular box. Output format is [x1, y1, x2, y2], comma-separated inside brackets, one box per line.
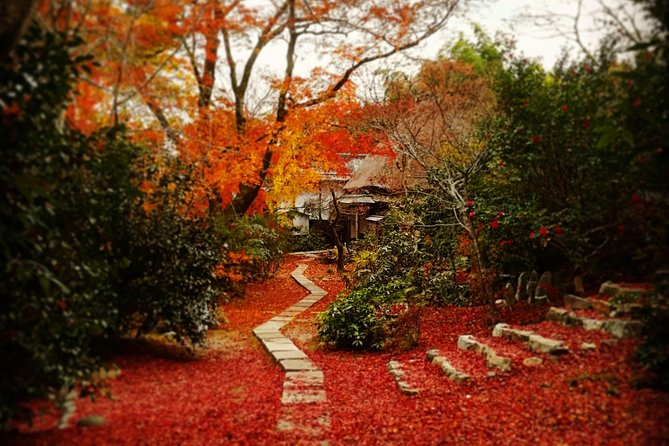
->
[253, 261, 331, 445]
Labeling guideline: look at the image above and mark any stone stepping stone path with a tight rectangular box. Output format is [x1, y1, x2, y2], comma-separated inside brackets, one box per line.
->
[253, 263, 330, 443]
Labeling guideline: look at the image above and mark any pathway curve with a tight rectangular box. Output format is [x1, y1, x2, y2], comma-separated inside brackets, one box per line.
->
[253, 263, 330, 444]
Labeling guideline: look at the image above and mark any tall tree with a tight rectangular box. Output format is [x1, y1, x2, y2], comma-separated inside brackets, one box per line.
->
[364, 58, 495, 272]
[38, 0, 464, 216]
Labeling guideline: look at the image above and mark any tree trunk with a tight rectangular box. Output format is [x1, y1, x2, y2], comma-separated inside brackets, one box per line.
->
[329, 189, 345, 272]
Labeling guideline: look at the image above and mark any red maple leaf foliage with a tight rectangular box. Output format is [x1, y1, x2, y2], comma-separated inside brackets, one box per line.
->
[4, 258, 668, 445]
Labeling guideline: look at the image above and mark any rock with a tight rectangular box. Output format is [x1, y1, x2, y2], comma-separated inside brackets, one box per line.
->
[486, 352, 512, 372]
[427, 349, 470, 384]
[457, 335, 512, 372]
[77, 415, 106, 428]
[535, 271, 552, 300]
[603, 319, 644, 338]
[487, 371, 497, 378]
[503, 282, 515, 305]
[590, 298, 612, 316]
[527, 271, 539, 303]
[492, 323, 532, 342]
[388, 360, 419, 395]
[599, 281, 620, 297]
[534, 295, 549, 305]
[598, 281, 645, 299]
[546, 306, 567, 321]
[523, 357, 543, 367]
[515, 272, 529, 302]
[580, 342, 596, 351]
[564, 294, 592, 310]
[528, 334, 569, 355]
[426, 349, 440, 362]
[457, 335, 477, 351]
[397, 381, 419, 395]
[581, 317, 605, 331]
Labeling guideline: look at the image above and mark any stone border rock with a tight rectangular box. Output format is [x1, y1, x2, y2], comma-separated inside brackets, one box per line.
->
[457, 335, 512, 372]
[492, 323, 569, 355]
[546, 307, 643, 338]
[253, 264, 330, 441]
[426, 349, 470, 384]
[387, 360, 420, 395]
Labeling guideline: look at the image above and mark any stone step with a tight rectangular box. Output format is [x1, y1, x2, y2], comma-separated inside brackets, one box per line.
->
[426, 349, 470, 384]
[492, 323, 569, 355]
[457, 335, 512, 372]
[387, 360, 420, 395]
[564, 294, 656, 317]
[546, 307, 643, 338]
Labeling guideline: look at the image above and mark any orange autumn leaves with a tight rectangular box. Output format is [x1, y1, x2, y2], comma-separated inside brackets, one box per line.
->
[37, 0, 453, 217]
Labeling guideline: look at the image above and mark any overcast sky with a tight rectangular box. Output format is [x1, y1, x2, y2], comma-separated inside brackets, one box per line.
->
[424, 0, 651, 67]
[245, 0, 652, 108]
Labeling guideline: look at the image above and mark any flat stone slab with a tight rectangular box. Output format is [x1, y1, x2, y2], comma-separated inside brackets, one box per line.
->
[492, 323, 532, 342]
[281, 388, 327, 404]
[279, 358, 319, 372]
[259, 337, 294, 345]
[253, 328, 283, 338]
[263, 341, 300, 352]
[255, 321, 286, 331]
[277, 411, 330, 434]
[528, 334, 569, 355]
[564, 294, 592, 310]
[260, 336, 295, 344]
[285, 370, 324, 386]
[272, 350, 308, 361]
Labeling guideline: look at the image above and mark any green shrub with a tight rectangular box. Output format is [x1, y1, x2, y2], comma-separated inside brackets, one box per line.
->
[424, 271, 469, 306]
[212, 214, 287, 296]
[318, 278, 416, 349]
[112, 195, 222, 346]
[0, 25, 126, 427]
[287, 230, 329, 253]
[0, 25, 223, 428]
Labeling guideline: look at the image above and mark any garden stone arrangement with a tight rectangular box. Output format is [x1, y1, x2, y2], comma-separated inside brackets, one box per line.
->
[421, 279, 648, 386]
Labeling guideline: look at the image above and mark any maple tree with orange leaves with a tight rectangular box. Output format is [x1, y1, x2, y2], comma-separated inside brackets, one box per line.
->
[35, 0, 463, 216]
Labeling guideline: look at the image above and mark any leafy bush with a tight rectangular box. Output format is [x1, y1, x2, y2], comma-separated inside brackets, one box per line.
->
[424, 271, 469, 306]
[287, 230, 329, 253]
[112, 185, 222, 346]
[0, 25, 223, 427]
[352, 207, 427, 289]
[213, 214, 287, 295]
[318, 278, 416, 349]
[0, 25, 126, 427]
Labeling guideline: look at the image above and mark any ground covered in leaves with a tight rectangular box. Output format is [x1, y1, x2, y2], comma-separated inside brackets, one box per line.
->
[4, 255, 669, 445]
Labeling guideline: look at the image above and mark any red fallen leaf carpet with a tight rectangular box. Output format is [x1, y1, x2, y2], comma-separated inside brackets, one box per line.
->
[3, 255, 669, 445]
